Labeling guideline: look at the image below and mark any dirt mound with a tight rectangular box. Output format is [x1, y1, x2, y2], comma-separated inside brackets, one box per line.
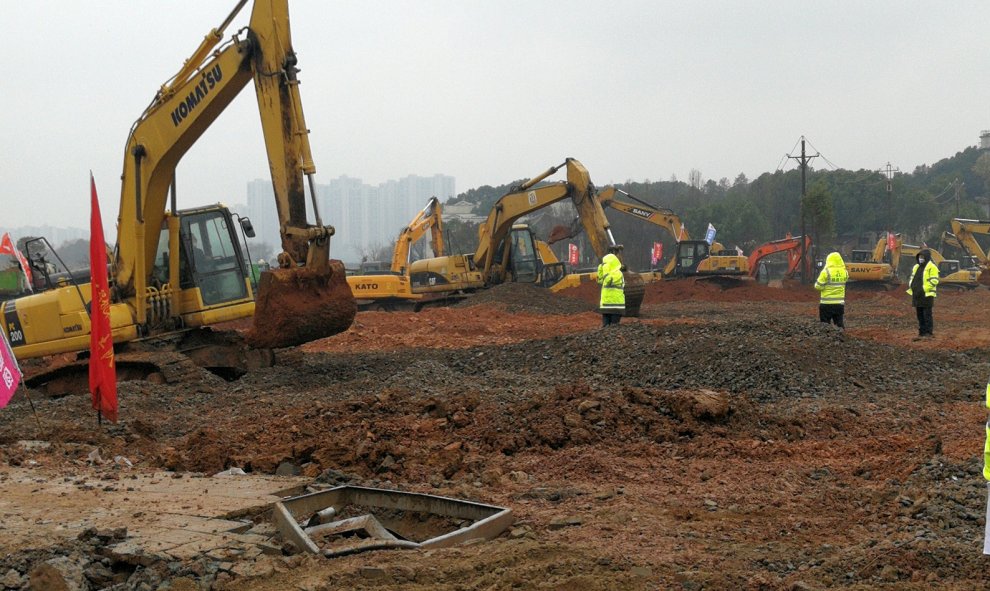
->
[558, 277, 820, 304]
[455, 283, 595, 314]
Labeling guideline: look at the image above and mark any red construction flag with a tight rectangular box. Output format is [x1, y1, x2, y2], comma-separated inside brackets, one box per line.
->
[0, 232, 33, 292]
[88, 174, 118, 423]
[651, 242, 664, 266]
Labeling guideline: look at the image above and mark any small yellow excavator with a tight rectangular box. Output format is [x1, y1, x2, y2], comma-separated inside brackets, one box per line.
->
[596, 187, 749, 284]
[408, 159, 646, 315]
[346, 197, 483, 310]
[949, 219, 990, 286]
[846, 233, 901, 289]
[2, 0, 356, 386]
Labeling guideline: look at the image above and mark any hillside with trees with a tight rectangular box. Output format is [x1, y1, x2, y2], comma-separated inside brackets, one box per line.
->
[444, 144, 990, 272]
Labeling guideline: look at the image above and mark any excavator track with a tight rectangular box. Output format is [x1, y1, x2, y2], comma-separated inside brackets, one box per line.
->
[23, 328, 275, 398]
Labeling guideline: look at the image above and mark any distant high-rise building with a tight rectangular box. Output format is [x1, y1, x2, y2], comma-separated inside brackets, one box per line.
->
[981, 130, 990, 150]
[244, 173, 455, 265]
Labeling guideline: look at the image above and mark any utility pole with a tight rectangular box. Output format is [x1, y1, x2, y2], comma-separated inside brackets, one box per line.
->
[879, 162, 899, 232]
[787, 136, 818, 283]
[953, 178, 963, 217]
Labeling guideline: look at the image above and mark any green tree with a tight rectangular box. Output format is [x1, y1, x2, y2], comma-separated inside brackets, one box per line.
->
[802, 181, 835, 249]
[972, 152, 990, 200]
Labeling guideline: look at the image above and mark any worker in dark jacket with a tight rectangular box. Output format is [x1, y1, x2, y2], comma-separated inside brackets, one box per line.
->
[906, 248, 939, 339]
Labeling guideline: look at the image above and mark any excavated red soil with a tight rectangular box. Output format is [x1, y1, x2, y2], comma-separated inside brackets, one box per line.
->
[247, 261, 357, 348]
[2, 285, 990, 590]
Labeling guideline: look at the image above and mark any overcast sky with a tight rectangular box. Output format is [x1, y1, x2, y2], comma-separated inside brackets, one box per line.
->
[3, 1, 989, 233]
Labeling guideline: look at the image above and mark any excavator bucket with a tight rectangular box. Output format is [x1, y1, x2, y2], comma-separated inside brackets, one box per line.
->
[622, 272, 646, 317]
[247, 260, 357, 349]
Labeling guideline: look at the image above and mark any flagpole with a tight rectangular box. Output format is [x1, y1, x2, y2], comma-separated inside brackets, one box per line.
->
[20, 388, 43, 435]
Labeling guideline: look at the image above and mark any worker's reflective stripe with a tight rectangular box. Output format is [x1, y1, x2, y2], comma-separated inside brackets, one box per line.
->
[816, 267, 846, 305]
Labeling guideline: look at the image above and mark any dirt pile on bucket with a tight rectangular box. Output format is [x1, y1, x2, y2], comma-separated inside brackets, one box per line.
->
[246, 261, 357, 348]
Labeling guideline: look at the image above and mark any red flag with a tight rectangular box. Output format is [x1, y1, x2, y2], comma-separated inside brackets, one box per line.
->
[568, 243, 579, 266]
[651, 242, 664, 266]
[88, 174, 117, 423]
[0, 233, 33, 292]
[886, 231, 896, 254]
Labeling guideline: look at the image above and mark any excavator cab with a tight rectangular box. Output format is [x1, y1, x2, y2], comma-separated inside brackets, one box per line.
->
[152, 206, 252, 306]
[674, 240, 711, 275]
[508, 226, 541, 283]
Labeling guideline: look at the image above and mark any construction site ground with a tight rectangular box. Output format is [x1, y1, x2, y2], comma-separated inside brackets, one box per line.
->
[1, 280, 989, 590]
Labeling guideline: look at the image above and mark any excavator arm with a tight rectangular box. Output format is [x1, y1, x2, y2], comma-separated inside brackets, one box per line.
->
[949, 219, 990, 265]
[391, 197, 444, 274]
[746, 234, 812, 279]
[474, 158, 621, 283]
[117, 0, 354, 348]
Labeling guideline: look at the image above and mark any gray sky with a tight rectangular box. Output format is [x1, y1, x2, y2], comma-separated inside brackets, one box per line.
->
[3, 1, 989, 234]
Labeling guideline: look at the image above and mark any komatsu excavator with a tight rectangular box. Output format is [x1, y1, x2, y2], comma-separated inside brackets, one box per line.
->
[408, 159, 646, 315]
[2, 0, 355, 384]
[596, 187, 750, 284]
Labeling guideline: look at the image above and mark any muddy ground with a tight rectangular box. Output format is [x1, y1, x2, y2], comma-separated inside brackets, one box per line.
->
[1, 280, 989, 590]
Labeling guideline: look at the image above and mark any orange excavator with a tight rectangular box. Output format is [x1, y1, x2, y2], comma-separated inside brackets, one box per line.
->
[747, 234, 812, 282]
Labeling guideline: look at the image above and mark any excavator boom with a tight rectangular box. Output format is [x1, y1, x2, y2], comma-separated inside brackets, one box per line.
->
[747, 235, 812, 279]
[117, 0, 354, 348]
[392, 197, 444, 274]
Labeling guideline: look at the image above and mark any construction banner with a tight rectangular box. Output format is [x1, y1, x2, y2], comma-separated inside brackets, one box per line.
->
[0, 323, 21, 409]
[88, 174, 118, 423]
[0, 233, 33, 292]
[568, 243, 579, 266]
[705, 223, 717, 245]
[887, 231, 897, 254]
[651, 242, 663, 266]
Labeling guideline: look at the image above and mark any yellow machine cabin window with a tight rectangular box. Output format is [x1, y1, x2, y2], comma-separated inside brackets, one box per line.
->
[179, 211, 248, 306]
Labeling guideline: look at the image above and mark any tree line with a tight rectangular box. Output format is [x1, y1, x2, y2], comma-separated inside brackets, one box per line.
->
[442, 146, 990, 272]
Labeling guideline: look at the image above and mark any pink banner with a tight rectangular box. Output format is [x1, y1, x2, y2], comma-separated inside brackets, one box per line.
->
[568, 243, 579, 266]
[0, 327, 22, 408]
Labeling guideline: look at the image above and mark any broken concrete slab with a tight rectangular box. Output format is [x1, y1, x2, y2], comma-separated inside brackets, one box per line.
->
[273, 485, 513, 558]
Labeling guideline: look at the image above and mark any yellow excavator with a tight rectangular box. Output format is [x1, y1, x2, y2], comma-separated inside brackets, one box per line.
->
[595, 187, 749, 283]
[900, 244, 981, 290]
[938, 231, 982, 271]
[347, 197, 482, 310]
[408, 158, 646, 315]
[949, 219, 990, 286]
[845, 233, 901, 288]
[2, 0, 355, 383]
